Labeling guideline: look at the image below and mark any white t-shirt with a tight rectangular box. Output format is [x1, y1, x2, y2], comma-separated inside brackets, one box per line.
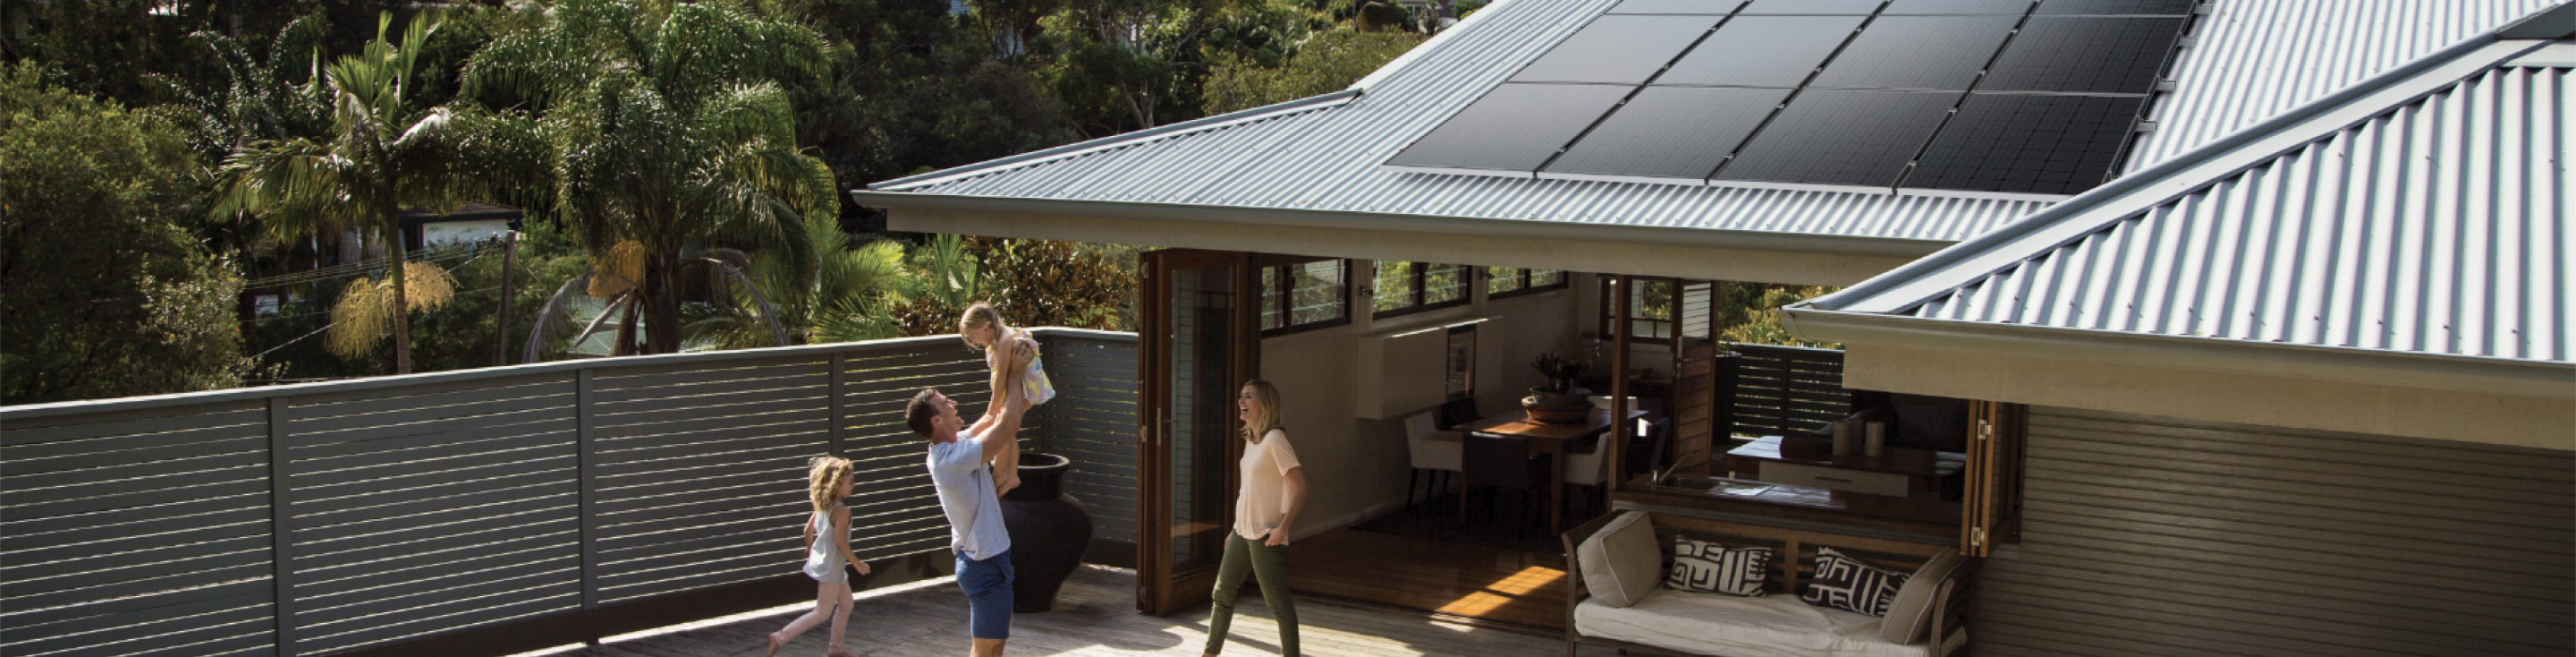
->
[1233, 429, 1303, 541]
[928, 432, 1012, 560]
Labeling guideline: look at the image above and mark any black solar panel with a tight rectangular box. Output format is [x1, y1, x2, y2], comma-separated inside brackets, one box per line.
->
[1982, 17, 2186, 93]
[1883, 0, 2033, 13]
[1546, 87, 1791, 179]
[1809, 15, 2019, 90]
[1608, 0, 1749, 14]
[2033, 0, 2195, 14]
[1512, 15, 1725, 84]
[1658, 15, 1868, 87]
[1385, 0, 2184, 194]
[1738, 0, 1885, 14]
[1716, 90, 1961, 186]
[1385, 83, 1633, 173]
[1906, 93, 2145, 195]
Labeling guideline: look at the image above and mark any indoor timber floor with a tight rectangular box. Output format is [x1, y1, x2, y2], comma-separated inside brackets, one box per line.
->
[553, 562, 1623, 657]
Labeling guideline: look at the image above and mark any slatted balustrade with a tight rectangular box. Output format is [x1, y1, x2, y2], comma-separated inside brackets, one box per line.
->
[1724, 344, 1852, 438]
[0, 329, 1140, 657]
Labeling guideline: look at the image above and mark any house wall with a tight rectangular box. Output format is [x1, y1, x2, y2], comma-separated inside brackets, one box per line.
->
[1972, 406, 2574, 657]
[1258, 273, 1584, 539]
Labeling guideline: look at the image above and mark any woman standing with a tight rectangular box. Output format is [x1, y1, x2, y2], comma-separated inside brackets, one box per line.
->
[1206, 380, 1307, 656]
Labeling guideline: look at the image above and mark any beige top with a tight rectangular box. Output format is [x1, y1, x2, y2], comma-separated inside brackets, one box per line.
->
[1233, 429, 1303, 541]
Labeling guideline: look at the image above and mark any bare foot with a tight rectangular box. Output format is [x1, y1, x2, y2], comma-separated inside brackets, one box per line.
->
[764, 632, 784, 657]
[996, 473, 1021, 496]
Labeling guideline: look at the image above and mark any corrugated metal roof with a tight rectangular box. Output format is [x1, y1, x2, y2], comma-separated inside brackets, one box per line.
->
[1904, 63, 2567, 364]
[2130, 0, 2562, 169]
[871, 0, 2556, 247]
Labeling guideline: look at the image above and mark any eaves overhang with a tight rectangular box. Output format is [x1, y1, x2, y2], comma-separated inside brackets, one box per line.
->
[846, 192, 1954, 260]
[1781, 306, 2576, 401]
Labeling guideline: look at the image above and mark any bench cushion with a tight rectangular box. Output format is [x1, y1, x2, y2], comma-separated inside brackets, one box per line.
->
[1575, 511, 1662, 607]
[1576, 588, 1935, 657]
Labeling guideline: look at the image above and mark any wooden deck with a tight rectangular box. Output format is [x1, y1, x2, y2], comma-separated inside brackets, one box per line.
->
[542, 565, 1628, 657]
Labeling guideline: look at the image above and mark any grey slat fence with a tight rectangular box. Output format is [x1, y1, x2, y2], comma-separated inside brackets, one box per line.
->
[0, 329, 1140, 657]
[1724, 344, 1851, 437]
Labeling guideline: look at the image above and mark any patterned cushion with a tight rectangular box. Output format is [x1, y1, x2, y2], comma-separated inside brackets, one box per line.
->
[1801, 547, 1910, 617]
[1665, 536, 1771, 597]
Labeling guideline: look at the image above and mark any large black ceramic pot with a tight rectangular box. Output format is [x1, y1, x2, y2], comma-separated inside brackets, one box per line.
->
[999, 452, 1094, 612]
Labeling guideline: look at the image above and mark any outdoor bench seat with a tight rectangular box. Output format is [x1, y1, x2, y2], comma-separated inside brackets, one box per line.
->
[1561, 509, 1975, 657]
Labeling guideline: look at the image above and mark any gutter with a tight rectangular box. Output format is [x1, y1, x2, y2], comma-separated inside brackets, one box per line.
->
[846, 192, 1954, 259]
[1781, 307, 2576, 400]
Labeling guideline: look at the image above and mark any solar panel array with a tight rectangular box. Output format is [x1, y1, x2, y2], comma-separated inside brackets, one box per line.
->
[1383, 0, 2199, 198]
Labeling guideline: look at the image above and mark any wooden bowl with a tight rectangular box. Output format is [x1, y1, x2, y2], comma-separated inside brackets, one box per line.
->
[1521, 397, 1595, 424]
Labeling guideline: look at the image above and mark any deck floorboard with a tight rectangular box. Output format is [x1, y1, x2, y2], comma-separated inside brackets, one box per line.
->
[549, 564, 1625, 657]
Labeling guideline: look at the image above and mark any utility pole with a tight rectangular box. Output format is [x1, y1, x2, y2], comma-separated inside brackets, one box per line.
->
[493, 231, 519, 367]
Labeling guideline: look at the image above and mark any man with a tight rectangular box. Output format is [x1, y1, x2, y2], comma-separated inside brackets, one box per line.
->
[908, 388, 1023, 657]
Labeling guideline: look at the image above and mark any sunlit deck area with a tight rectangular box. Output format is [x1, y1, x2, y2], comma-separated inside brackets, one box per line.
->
[550, 565, 1623, 657]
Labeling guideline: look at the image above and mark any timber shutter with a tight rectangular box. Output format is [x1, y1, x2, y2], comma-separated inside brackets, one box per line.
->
[1972, 406, 2573, 657]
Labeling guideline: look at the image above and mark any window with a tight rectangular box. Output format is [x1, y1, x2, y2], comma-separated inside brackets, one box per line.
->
[1445, 324, 1478, 400]
[1371, 260, 1472, 319]
[1601, 277, 1710, 346]
[1258, 258, 1350, 336]
[1488, 267, 1569, 299]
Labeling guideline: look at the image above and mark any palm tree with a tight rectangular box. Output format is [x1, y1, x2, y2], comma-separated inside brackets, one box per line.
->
[212, 11, 545, 374]
[683, 211, 911, 350]
[465, 0, 838, 355]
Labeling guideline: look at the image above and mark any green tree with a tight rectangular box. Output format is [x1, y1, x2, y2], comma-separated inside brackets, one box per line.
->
[0, 63, 251, 403]
[687, 210, 911, 349]
[1201, 26, 1419, 114]
[466, 0, 839, 355]
[211, 11, 546, 374]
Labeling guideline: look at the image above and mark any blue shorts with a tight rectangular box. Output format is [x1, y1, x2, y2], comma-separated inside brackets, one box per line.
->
[956, 550, 1014, 640]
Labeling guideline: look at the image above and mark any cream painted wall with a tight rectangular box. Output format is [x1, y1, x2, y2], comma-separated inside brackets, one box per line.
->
[1258, 270, 1584, 539]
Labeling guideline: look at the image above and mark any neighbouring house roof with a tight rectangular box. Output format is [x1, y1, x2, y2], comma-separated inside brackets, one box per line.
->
[856, 0, 2563, 261]
[396, 201, 523, 226]
[1784, 13, 2572, 399]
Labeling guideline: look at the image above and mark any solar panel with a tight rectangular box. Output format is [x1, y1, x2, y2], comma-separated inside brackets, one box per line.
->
[1545, 87, 1791, 179]
[1905, 93, 2145, 195]
[1658, 15, 1868, 87]
[1715, 90, 1961, 187]
[1737, 0, 1885, 14]
[1385, 83, 1633, 173]
[1981, 17, 2186, 93]
[2033, 0, 2195, 14]
[1883, 0, 2034, 13]
[1512, 15, 1725, 84]
[1809, 15, 2019, 90]
[1607, 0, 1749, 14]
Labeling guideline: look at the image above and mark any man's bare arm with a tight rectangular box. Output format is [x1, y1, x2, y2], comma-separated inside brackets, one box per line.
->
[979, 391, 1027, 465]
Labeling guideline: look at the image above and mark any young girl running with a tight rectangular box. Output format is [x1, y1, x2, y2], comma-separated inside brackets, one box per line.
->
[767, 456, 872, 657]
[959, 302, 1055, 495]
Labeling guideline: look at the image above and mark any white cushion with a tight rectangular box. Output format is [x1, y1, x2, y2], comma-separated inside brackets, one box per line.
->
[1574, 512, 1661, 607]
[1576, 588, 1936, 657]
[1880, 549, 1966, 644]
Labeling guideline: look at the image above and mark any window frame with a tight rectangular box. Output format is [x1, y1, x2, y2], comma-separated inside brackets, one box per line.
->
[1600, 276, 1688, 346]
[1487, 266, 1571, 301]
[1371, 260, 1473, 320]
[1256, 255, 1352, 337]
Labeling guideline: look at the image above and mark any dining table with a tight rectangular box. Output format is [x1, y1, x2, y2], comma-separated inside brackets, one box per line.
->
[1452, 406, 1648, 536]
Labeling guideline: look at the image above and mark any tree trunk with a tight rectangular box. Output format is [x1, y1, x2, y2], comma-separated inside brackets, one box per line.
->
[386, 226, 412, 374]
[643, 254, 683, 354]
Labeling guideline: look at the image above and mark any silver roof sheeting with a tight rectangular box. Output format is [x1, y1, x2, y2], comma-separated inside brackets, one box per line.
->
[1906, 64, 2568, 365]
[2128, 0, 2561, 169]
[869, 0, 2559, 246]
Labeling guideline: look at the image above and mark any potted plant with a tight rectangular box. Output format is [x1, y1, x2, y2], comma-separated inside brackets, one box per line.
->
[1522, 353, 1594, 422]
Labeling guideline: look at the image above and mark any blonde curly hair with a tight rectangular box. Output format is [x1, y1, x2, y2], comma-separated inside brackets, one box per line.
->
[807, 456, 854, 516]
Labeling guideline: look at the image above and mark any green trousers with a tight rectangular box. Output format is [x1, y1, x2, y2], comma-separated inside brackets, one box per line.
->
[1205, 533, 1298, 655]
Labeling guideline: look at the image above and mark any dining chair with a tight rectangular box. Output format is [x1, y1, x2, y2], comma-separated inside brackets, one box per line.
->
[1625, 418, 1672, 482]
[1461, 432, 1549, 535]
[1402, 412, 1462, 509]
[1561, 432, 1614, 519]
